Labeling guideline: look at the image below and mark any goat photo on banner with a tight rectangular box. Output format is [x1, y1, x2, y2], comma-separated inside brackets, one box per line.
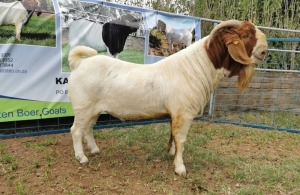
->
[0, 0, 56, 46]
[59, 0, 145, 72]
[147, 13, 196, 57]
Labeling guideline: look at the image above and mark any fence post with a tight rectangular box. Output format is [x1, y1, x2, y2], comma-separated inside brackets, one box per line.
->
[208, 91, 215, 117]
[208, 22, 218, 117]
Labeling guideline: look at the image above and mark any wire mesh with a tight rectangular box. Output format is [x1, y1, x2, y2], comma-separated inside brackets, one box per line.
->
[211, 69, 300, 132]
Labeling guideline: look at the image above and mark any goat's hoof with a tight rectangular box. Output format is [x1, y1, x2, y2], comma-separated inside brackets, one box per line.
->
[91, 147, 100, 154]
[168, 147, 175, 156]
[80, 157, 89, 164]
[175, 165, 187, 177]
[76, 155, 89, 164]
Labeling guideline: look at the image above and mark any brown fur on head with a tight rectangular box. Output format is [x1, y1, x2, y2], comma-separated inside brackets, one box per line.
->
[205, 20, 267, 92]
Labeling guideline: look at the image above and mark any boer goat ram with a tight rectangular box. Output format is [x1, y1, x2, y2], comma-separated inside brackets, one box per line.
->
[68, 20, 267, 176]
[0, 1, 37, 41]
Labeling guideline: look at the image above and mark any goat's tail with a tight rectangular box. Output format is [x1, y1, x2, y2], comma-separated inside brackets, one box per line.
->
[68, 46, 97, 71]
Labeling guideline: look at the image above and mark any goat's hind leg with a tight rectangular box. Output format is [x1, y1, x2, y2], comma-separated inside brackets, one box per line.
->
[84, 114, 100, 154]
[168, 125, 175, 156]
[71, 112, 93, 164]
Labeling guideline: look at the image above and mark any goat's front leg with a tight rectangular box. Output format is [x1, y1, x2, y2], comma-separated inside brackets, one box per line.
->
[15, 23, 23, 41]
[171, 115, 192, 177]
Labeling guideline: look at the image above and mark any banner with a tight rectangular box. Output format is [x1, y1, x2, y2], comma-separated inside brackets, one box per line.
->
[0, 0, 201, 122]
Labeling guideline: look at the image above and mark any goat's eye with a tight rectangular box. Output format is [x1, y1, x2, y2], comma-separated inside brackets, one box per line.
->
[242, 35, 249, 39]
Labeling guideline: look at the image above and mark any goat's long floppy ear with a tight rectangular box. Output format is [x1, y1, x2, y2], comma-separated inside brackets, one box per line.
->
[225, 34, 256, 65]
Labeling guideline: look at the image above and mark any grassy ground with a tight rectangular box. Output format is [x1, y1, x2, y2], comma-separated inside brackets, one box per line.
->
[1, 121, 300, 194]
[62, 44, 145, 72]
[0, 15, 56, 47]
[213, 110, 300, 130]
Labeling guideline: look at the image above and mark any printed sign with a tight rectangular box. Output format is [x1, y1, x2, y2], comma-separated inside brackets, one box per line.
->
[0, 0, 200, 122]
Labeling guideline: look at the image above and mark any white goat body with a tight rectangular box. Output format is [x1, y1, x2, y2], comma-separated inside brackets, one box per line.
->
[68, 39, 218, 119]
[68, 20, 267, 177]
[69, 19, 107, 52]
[165, 23, 193, 51]
[0, 1, 28, 41]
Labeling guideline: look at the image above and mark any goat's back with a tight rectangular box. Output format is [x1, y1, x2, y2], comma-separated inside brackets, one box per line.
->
[0, 2, 27, 25]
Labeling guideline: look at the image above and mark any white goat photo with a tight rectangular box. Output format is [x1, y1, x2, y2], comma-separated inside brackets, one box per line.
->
[148, 18, 195, 57]
[165, 23, 194, 52]
[68, 20, 268, 177]
[0, 1, 28, 41]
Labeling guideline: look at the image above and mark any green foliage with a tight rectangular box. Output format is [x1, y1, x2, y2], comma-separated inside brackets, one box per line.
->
[194, 0, 299, 29]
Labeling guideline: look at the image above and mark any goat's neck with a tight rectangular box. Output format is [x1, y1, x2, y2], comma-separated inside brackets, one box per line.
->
[158, 39, 227, 107]
[177, 39, 227, 92]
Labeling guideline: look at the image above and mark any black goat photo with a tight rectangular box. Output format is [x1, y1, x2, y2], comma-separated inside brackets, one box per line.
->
[59, 0, 146, 72]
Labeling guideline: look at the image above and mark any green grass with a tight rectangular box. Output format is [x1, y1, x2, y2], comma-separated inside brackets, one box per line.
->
[25, 138, 58, 151]
[15, 181, 26, 195]
[118, 49, 144, 64]
[0, 15, 56, 47]
[0, 143, 18, 173]
[214, 110, 300, 130]
[62, 44, 145, 72]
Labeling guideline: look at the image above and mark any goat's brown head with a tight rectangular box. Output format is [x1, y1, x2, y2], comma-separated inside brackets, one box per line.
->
[205, 20, 267, 92]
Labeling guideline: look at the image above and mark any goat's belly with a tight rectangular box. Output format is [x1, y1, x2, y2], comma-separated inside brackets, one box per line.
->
[106, 108, 168, 121]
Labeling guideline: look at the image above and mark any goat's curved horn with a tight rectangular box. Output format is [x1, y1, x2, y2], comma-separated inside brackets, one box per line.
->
[207, 20, 242, 47]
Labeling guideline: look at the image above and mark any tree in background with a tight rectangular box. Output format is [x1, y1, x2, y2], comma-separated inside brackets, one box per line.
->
[173, 0, 299, 69]
[194, 0, 299, 29]
[107, 0, 299, 30]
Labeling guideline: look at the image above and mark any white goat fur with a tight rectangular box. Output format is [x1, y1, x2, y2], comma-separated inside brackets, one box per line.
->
[165, 23, 193, 51]
[68, 20, 267, 177]
[0, 1, 28, 41]
[69, 19, 107, 52]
